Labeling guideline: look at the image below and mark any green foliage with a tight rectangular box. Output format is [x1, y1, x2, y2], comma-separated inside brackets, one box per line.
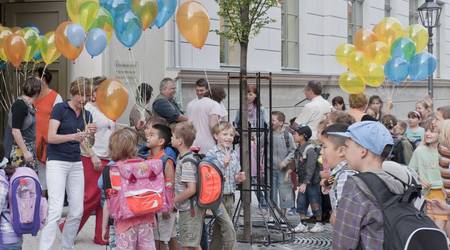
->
[215, 0, 278, 44]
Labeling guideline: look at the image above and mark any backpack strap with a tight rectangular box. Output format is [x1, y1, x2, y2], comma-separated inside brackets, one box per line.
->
[180, 155, 201, 217]
[283, 129, 290, 149]
[355, 172, 394, 206]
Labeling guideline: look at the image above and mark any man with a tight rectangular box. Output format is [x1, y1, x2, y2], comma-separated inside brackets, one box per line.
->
[295, 81, 331, 139]
[153, 77, 188, 124]
[186, 79, 227, 153]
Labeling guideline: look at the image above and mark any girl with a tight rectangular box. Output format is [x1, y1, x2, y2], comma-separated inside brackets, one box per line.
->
[405, 111, 425, 147]
[331, 96, 346, 111]
[367, 95, 383, 121]
[416, 99, 433, 127]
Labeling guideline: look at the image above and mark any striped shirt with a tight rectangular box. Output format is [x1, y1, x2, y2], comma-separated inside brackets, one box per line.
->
[205, 145, 241, 195]
[175, 153, 197, 212]
[330, 161, 357, 210]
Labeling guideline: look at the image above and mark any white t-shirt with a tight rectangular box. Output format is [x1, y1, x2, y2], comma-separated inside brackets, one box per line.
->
[295, 95, 332, 139]
[187, 97, 228, 154]
[85, 102, 116, 158]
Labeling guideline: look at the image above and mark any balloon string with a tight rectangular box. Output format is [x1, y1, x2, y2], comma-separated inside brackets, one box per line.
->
[40, 64, 48, 82]
[1, 71, 12, 108]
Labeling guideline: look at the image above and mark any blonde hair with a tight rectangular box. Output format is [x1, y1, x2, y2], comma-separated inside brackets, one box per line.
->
[349, 93, 368, 109]
[69, 77, 92, 97]
[109, 128, 138, 161]
[439, 120, 450, 148]
[212, 121, 235, 135]
[173, 122, 196, 147]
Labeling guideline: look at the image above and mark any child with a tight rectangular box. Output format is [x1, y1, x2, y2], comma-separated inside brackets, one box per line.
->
[381, 114, 413, 165]
[409, 120, 447, 230]
[405, 111, 425, 147]
[205, 121, 245, 250]
[0, 143, 23, 249]
[270, 111, 296, 216]
[172, 122, 204, 250]
[100, 128, 156, 250]
[291, 125, 323, 233]
[319, 124, 357, 225]
[146, 124, 178, 250]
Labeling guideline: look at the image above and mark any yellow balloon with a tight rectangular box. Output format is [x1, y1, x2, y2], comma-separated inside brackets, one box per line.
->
[335, 43, 355, 67]
[67, 0, 98, 24]
[96, 79, 129, 121]
[132, 0, 158, 30]
[348, 51, 368, 76]
[353, 28, 377, 50]
[79, 1, 100, 31]
[339, 71, 366, 94]
[0, 27, 12, 61]
[40, 32, 61, 65]
[363, 41, 390, 65]
[408, 24, 428, 52]
[362, 63, 385, 87]
[176, 1, 210, 49]
[373, 17, 404, 47]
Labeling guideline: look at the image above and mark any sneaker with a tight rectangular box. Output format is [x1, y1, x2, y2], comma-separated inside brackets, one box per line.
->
[294, 222, 308, 233]
[309, 222, 324, 233]
[287, 209, 297, 216]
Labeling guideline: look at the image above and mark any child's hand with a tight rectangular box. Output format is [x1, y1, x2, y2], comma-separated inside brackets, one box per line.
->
[284, 169, 292, 183]
[224, 154, 231, 168]
[235, 172, 246, 183]
[298, 183, 307, 193]
[279, 160, 287, 169]
[421, 179, 431, 189]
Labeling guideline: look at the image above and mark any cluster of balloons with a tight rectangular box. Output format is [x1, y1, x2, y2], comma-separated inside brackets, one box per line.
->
[0, 0, 210, 69]
[336, 17, 437, 94]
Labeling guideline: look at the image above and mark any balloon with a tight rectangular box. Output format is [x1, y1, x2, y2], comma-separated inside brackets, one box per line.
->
[55, 21, 84, 61]
[363, 41, 390, 65]
[96, 79, 129, 121]
[409, 52, 437, 81]
[4, 34, 26, 68]
[154, 0, 177, 28]
[40, 32, 61, 65]
[391, 37, 416, 61]
[335, 43, 355, 67]
[132, 0, 158, 30]
[385, 57, 409, 83]
[89, 7, 114, 42]
[11, 27, 22, 34]
[362, 63, 385, 87]
[78, 1, 100, 30]
[373, 17, 404, 47]
[114, 10, 142, 48]
[86, 28, 107, 57]
[348, 51, 368, 76]
[23, 27, 40, 62]
[0, 60, 6, 70]
[67, 0, 98, 23]
[33, 51, 42, 62]
[339, 71, 366, 94]
[176, 1, 210, 49]
[0, 27, 12, 61]
[353, 28, 377, 50]
[108, 0, 129, 19]
[13, 28, 25, 37]
[66, 24, 85, 48]
[408, 24, 428, 52]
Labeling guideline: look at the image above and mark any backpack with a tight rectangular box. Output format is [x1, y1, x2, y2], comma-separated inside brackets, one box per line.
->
[389, 137, 414, 165]
[181, 152, 224, 211]
[106, 158, 165, 221]
[159, 153, 176, 213]
[356, 172, 448, 250]
[9, 167, 47, 236]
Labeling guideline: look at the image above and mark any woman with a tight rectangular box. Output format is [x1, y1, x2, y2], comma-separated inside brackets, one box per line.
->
[9, 77, 42, 170]
[129, 83, 153, 145]
[347, 93, 368, 122]
[210, 85, 228, 120]
[367, 95, 383, 121]
[39, 77, 96, 250]
[34, 67, 62, 195]
[416, 99, 433, 127]
[331, 96, 346, 111]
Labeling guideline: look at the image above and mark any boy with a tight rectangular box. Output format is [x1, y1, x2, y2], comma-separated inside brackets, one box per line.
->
[381, 114, 413, 165]
[205, 121, 245, 250]
[271, 111, 296, 216]
[319, 123, 357, 225]
[405, 111, 425, 147]
[291, 125, 323, 233]
[146, 124, 178, 250]
[172, 122, 204, 250]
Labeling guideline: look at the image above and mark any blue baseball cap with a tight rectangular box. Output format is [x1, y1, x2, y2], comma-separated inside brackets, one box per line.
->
[328, 121, 394, 156]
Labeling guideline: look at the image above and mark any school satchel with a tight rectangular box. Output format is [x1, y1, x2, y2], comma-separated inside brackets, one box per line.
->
[356, 172, 448, 250]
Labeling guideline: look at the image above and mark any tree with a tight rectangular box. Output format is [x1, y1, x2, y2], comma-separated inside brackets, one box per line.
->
[215, 0, 278, 240]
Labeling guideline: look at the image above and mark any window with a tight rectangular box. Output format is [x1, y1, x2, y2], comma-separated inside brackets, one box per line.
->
[348, 0, 364, 43]
[385, 0, 391, 17]
[409, 0, 419, 24]
[220, 18, 240, 66]
[281, 0, 299, 69]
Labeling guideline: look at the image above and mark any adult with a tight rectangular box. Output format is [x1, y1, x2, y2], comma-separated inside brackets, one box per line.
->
[234, 84, 268, 129]
[331, 96, 346, 111]
[34, 67, 62, 195]
[367, 95, 383, 121]
[416, 99, 433, 127]
[39, 77, 96, 250]
[347, 93, 368, 122]
[152, 78, 188, 125]
[9, 77, 42, 170]
[436, 105, 450, 124]
[294, 81, 332, 140]
[187, 79, 227, 154]
[210, 85, 228, 116]
[129, 83, 153, 144]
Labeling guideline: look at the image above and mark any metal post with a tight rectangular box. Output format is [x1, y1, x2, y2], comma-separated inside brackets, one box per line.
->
[427, 27, 434, 98]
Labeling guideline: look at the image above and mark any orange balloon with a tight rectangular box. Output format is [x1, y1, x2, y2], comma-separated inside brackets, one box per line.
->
[373, 17, 403, 47]
[96, 79, 129, 121]
[55, 21, 84, 61]
[354, 28, 377, 50]
[176, 1, 210, 49]
[4, 34, 26, 68]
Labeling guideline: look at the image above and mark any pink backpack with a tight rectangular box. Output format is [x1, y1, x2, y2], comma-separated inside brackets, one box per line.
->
[107, 158, 165, 220]
[9, 167, 47, 236]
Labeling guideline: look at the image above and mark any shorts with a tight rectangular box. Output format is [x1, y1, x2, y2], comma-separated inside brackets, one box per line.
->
[38, 163, 47, 190]
[178, 207, 204, 247]
[426, 189, 448, 221]
[153, 212, 177, 242]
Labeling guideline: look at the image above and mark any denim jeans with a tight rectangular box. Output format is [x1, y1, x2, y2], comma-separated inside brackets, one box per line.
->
[3, 239, 23, 250]
[271, 169, 294, 209]
[296, 183, 322, 218]
[39, 160, 84, 250]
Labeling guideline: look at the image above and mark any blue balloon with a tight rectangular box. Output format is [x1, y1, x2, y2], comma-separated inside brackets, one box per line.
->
[33, 51, 42, 61]
[114, 11, 142, 48]
[86, 28, 108, 58]
[107, 0, 129, 19]
[391, 37, 416, 61]
[66, 24, 85, 48]
[154, 0, 177, 28]
[385, 57, 410, 83]
[0, 60, 6, 70]
[409, 52, 437, 81]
